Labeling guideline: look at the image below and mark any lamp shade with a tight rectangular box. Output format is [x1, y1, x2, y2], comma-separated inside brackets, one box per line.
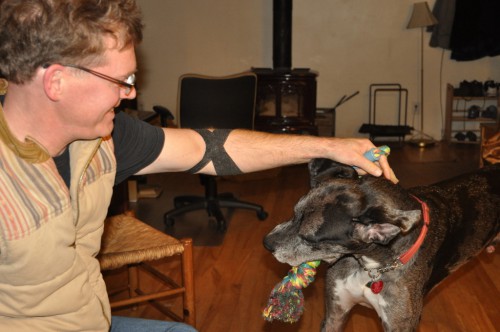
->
[407, 2, 438, 29]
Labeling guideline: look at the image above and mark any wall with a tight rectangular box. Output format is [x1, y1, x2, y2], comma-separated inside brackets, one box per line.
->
[135, 0, 500, 139]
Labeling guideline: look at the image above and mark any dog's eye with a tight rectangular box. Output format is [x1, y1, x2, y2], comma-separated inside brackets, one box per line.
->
[352, 217, 372, 225]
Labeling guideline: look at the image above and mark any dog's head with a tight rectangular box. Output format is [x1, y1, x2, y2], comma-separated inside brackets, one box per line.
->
[263, 159, 422, 266]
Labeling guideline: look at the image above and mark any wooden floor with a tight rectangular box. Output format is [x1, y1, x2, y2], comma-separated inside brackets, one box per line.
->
[107, 142, 499, 332]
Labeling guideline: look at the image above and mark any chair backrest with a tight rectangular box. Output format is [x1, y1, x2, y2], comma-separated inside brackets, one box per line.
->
[177, 72, 257, 129]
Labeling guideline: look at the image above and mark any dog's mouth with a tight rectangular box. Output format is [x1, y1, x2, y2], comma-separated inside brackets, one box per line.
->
[273, 251, 343, 267]
[321, 253, 343, 265]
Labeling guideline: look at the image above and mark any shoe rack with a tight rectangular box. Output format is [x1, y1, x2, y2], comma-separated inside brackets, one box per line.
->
[444, 83, 499, 144]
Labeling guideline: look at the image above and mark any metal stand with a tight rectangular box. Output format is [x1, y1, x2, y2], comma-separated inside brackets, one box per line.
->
[409, 26, 436, 148]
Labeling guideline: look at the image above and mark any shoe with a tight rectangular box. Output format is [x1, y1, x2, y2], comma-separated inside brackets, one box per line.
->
[467, 105, 481, 119]
[484, 80, 498, 97]
[455, 80, 470, 96]
[465, 131, 477, 142]
[482, 105, 497, 119]
[454, 132, 466, 141]
[470, 80, 484, 96]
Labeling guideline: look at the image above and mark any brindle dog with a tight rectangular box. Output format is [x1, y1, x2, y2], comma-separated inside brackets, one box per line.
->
[264, 160, 499, 332]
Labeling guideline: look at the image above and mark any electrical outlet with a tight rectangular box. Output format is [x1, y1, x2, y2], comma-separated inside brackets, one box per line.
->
[413, 102, 420, 114]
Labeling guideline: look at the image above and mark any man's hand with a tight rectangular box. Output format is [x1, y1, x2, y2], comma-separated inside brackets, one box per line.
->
[323, 138, 399, 183]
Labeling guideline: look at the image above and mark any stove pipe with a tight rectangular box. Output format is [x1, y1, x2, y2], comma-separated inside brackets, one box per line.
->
[273, 0, 292, 70]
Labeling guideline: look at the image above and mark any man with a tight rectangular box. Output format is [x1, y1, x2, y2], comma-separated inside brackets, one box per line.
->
[0, 0, 395, 331]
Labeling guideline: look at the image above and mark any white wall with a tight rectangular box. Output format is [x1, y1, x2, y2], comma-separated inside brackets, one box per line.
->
[135, 0, 500, 139]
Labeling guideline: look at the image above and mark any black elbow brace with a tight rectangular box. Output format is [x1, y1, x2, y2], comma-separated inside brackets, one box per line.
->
[187, 129, 242, 175]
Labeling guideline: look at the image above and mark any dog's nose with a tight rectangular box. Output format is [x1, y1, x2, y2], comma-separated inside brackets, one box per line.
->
[263, 236, 275, 253]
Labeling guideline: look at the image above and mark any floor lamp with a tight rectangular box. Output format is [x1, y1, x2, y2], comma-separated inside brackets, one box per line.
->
[407, 2, 438, 148]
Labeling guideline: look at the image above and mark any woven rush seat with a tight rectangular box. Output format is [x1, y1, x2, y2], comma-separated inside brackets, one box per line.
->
[98, 214, 196, 327]
[99, 214, 185, 270]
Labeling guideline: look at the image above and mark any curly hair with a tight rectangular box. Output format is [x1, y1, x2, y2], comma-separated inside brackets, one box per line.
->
[0, 0, 143, 84]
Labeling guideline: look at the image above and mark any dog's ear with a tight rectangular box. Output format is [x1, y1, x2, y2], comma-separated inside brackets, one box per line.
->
[353, 223, 401, 245]
[308, 158, 358, 188]
[353, 207, 422, 244]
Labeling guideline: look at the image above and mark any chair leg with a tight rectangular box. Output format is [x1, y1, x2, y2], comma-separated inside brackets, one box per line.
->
[206, 200, 227, 232]
[128, 264, 139, 310]
[218, 198, 268, 220]
[181, 238, 196, 328]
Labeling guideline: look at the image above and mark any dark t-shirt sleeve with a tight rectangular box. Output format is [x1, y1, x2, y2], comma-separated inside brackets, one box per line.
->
[113, 111, 165, 185]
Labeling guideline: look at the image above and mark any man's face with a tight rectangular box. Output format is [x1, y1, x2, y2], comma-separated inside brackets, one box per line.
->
[58, 37, 137, 140]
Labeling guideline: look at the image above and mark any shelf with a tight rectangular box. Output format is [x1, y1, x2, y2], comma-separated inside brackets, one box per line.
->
[451, 117, 497, 122]
[444, 83, 499, 143]
[451, 129, 480, 133]
[452, 95, 498, 101]
[450, 140, 480, 145]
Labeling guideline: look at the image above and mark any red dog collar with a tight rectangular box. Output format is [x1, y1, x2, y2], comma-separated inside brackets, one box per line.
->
[398, 195, 430, 264]
[362, 195, 431, 294]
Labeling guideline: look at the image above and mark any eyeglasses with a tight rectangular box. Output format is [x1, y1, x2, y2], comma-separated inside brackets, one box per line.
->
[44, 63, 136, 95]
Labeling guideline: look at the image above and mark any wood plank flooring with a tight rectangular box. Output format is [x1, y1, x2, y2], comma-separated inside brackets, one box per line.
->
[107, 142, 499, 332]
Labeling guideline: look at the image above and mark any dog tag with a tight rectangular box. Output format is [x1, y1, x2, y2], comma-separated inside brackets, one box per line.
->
[366, 280, 384, 294]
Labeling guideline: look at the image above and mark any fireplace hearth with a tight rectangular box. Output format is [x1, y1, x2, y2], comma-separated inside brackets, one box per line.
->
[252, 0, 318, 135]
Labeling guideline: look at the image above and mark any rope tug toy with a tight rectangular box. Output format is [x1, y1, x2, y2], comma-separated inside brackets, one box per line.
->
[262, 145, 391, 323]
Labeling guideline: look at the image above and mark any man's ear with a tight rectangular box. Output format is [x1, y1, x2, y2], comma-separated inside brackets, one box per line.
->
[42, 65, 65, 101]
[308, 158, 357, 188]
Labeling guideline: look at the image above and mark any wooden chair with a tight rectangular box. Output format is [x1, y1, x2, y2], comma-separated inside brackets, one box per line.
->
[480, 123, 500, 167]
[98, 214, 196, 328]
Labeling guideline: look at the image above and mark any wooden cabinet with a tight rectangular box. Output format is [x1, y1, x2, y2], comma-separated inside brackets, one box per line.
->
[444, 83, 499, 143]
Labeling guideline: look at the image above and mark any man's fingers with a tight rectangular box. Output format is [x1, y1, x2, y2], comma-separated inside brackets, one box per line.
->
[356, 157, 383, 177]
[378, 155, 399, 183]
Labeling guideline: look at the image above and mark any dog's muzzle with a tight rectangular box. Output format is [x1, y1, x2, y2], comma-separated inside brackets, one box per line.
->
[263, 236, 275, 253]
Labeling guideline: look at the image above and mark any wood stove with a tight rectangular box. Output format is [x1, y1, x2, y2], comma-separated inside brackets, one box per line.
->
[252, 0, 318, 135]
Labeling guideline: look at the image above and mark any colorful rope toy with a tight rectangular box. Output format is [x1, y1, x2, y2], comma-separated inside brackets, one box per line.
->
[262, 145, 390, 323]
[262, 260, 321, 323]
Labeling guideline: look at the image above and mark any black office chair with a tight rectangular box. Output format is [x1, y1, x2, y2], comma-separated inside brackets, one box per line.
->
[161, 72, 268, 232]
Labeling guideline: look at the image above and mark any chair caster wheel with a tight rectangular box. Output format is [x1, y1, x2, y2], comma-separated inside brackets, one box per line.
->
[257, 210, 268, 220]
[217, 220, 227, 233]
[164, 215, 175, 227]
[208, 217, 227, 232]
